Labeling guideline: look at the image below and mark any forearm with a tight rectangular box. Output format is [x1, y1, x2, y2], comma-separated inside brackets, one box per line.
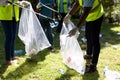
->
[68, 0, 80, 16]
[76, 7, 92, 28]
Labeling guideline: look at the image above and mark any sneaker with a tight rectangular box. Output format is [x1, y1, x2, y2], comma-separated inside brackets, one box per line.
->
[84, 55, 92, 59]
[85, 64, 97, 73]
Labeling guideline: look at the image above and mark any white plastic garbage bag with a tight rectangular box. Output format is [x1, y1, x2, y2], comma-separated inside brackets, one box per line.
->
[60, 20, 85, 74]
[18, 3, 51, 56]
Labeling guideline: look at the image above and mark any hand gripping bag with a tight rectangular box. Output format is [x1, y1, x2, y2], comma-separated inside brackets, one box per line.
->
[18, 3, 51, 56]
[60, 20, 85, 74]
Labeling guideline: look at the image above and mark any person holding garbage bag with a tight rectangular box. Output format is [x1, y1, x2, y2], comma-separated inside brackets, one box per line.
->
[36, 0, 55, 52]
[64, 0, 104, 73]
[56, 0, 72, 33]
[0, 0, 30, 65]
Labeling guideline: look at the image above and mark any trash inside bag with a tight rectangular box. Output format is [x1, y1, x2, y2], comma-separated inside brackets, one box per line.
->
[18, 3, 51, 56]
[60, 20, 85, 74]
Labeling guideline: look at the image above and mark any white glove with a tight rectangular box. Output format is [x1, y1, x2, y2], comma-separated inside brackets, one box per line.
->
[64, 13, 71, 23]
[36, 2, 42, 9]
[17, 1, 30, 8]
[68, 27, 78, 37]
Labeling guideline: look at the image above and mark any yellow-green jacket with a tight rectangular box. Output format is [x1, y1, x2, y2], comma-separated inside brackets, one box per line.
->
[57, 0, 71, 13]
[0, 0, 19, 21]
[78, 0, 104, 21]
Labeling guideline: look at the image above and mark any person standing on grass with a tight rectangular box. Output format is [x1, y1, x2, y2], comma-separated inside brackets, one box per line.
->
[56, 0, 72, 33]
[0, 0, 29, 65]
[64, 0, 104, 73]
[36, 0, 55, 52]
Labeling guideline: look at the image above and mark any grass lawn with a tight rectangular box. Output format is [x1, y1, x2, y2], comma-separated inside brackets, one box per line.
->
[0, 21, 120, 80]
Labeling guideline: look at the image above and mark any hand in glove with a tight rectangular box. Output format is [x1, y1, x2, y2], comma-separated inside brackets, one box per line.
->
[64, 13, 71, 23]
[17, 1, 30, 8]
[68, 27, 78, 37]
[36, 2, 42, 9]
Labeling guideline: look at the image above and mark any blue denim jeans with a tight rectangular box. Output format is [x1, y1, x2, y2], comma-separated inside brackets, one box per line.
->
[39, 19, 53, 46]
[1, 18, 18, 61]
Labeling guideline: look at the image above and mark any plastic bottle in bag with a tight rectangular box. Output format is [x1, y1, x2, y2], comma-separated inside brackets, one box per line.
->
[14, 50, 25, 56]
[27, 49, 37, 57]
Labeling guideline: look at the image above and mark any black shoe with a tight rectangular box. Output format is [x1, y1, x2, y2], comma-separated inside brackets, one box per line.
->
[84, 55, 92, 59]
[85, 64, 97, 73]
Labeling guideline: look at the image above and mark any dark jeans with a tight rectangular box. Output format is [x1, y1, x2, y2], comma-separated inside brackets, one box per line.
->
[85, 16, 103, 65]
[1, 18, 18, 61]
[39, 19, 53, 46]
[56, 13, 67, 33]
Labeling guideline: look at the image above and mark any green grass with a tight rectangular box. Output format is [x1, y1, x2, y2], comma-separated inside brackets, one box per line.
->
[0, 22, 120, 80]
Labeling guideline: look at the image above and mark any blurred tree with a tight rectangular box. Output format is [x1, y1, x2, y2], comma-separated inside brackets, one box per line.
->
[101, 0, 119, 23]
[27, 0, 120, 24]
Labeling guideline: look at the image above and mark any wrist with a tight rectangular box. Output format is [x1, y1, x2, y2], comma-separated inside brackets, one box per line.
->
[66, 13, 71, 18]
